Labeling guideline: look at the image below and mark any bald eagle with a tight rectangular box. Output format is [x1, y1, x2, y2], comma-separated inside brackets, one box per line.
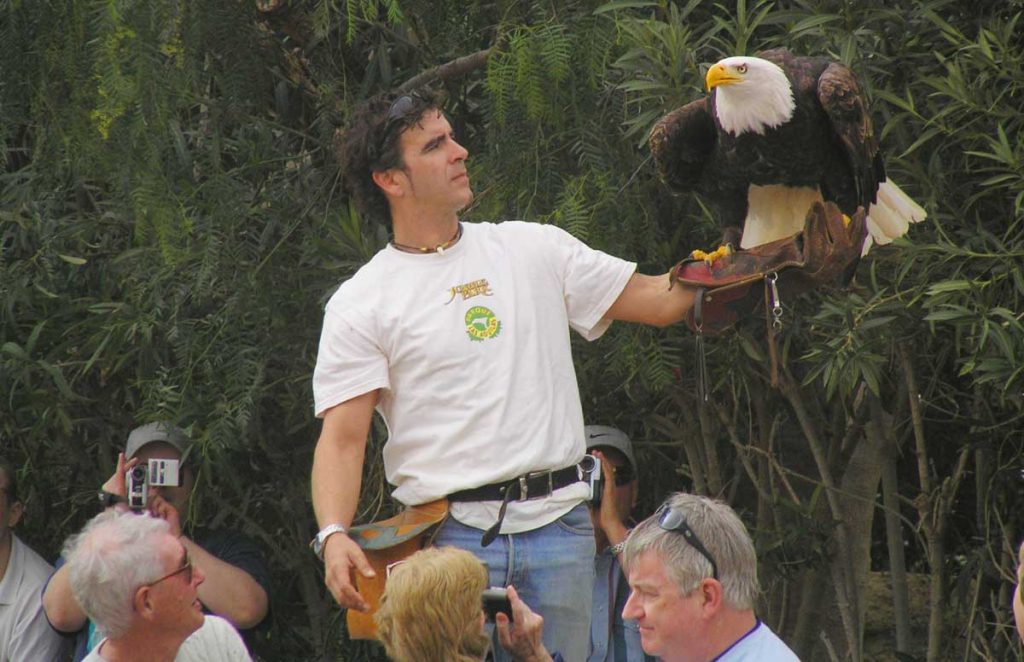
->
[650, 48, 926, 256]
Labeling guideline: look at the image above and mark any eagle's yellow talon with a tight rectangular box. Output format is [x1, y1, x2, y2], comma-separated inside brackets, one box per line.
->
[704, 244, 733, 265]
[842, 214, 851, 228]
[689, 244, 733, 265]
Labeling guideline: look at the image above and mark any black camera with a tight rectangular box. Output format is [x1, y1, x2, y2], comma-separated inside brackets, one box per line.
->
[580, 454, 604, 506]
[482, 587, 513, 623]
[125, 459, 180, 510]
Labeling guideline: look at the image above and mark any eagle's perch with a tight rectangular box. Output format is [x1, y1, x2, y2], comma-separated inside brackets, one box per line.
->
[650, 48, 926, 258]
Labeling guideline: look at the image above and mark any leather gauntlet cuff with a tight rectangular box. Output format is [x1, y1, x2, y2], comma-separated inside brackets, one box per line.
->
[672, 233, 804, 335]
[671, 201, 867, 336]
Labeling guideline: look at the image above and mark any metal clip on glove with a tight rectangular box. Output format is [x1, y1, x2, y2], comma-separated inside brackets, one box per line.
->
[671, 201, 868, 396]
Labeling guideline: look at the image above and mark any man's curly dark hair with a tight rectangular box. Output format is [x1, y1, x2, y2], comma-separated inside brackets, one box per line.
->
[335, 87, 447, 225]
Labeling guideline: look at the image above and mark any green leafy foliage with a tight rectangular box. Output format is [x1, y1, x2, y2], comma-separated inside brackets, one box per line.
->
[3, 1, 1023, 660]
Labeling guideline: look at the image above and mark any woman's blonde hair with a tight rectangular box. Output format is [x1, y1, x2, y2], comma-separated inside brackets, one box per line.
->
[375, 546, 491, 662]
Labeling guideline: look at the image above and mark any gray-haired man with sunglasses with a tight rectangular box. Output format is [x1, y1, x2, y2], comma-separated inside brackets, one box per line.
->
[621, 493, 799, 661]
[64, 511, 250, 662]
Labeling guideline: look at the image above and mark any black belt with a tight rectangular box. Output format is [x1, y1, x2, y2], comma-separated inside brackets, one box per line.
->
[448, 465, 583, 547]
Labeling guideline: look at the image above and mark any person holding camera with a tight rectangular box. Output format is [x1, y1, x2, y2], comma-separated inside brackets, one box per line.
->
[375, 546, 560, 662]
[64, 509, 250, 662]
[584, 426, 654, 662]
[43, 423, 270, 660]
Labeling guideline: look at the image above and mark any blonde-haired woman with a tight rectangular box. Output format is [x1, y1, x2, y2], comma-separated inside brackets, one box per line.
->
[375, 546, 556, 662]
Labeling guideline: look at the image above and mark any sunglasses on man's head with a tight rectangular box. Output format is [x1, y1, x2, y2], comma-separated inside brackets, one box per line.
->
[381, 93, 427, 138]
[656, 504, 719, 581]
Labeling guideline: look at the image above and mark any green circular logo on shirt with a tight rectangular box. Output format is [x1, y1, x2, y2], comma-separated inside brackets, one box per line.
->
[465, 306, 501, 341]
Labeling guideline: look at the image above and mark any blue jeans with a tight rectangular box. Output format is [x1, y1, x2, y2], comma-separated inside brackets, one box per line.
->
[435, 502, 596, 662]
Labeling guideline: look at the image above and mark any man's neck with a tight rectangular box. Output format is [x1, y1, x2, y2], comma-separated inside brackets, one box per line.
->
[691, 609, 758, 662]
[390, 207, 460, 251]
[99, 629, 186, 662]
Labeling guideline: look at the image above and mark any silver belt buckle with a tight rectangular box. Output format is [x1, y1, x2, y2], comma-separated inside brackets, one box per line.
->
[518, 470, 553, 501]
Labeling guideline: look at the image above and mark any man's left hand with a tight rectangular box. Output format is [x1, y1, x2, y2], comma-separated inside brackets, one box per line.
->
[496, 585, 553, 662]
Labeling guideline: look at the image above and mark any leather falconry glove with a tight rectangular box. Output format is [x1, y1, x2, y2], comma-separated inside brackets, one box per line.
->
[671, 201, 868, 336]
[670, 201, 867, 396]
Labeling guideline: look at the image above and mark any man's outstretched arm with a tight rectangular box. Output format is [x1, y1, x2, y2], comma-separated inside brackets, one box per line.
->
[605, 272, 695, 328]
[312, 389, 378, 611]
[605, 201, 867, 332]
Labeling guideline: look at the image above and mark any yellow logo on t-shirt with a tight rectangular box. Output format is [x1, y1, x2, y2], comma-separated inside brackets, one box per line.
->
[465, 306, 501, 341]
[445, 278, 494, 305]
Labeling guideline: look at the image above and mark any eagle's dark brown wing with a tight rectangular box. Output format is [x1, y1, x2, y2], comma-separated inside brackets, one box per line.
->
[816, 61, 884, 211]
[649, 96, 717, 193]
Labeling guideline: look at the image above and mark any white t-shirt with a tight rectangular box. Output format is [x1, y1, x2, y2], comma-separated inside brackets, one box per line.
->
[313, 221, 635, 532]
[715, 620, 800, 661]
[83, 615, 251, 662]
[0, 535, 70, 662]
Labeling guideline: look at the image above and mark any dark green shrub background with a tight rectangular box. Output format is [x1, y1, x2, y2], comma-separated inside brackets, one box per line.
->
[2, 1, 1022, 660]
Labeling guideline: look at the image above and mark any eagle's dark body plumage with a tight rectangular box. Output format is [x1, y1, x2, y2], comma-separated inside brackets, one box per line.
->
[652, 48, 923, 252]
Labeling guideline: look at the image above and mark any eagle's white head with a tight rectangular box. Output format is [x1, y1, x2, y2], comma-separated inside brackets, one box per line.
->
[706, 56, 795, 136]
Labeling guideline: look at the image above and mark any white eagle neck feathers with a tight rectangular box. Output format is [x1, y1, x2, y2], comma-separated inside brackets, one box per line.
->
[712, 56, 795, 136]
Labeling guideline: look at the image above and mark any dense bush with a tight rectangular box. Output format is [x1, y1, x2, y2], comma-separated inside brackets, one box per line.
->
[2, 1, 1021, 660]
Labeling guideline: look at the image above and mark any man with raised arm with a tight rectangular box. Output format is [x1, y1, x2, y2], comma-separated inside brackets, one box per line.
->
[310, 87, 864, 660]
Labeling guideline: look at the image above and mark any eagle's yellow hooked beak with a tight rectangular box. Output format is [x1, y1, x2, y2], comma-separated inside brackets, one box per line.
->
[706, 63, 742, 91]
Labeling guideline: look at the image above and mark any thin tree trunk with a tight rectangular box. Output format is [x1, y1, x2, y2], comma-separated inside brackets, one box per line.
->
[790, 567, 825, 654]
[777, 371, 860, 660]
[899, 344, 970, 662]
[879, 420, 911, 652]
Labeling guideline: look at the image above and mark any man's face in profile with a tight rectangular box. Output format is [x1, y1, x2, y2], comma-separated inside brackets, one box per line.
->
[623, 550, 703, 659]
[147, 534, 206, 637]
[389, 110, 473, 215]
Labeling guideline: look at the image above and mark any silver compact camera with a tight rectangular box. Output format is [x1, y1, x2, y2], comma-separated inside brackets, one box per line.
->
[579, 454, 604, 506]
[126, 459, 180, 510]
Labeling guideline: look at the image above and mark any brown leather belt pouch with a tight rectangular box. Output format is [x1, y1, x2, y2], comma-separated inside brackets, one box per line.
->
[345, 499, 449, 640]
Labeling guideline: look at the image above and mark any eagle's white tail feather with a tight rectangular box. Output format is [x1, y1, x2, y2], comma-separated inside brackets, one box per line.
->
[864, 180, 927, 255]
[865, 196, 906, 246]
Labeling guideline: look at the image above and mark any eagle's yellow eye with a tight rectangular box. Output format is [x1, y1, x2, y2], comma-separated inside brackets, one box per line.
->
[737, 64, 748, 74]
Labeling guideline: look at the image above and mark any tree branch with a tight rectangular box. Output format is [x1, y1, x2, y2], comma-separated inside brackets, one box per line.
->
[398, 48, 493, 92]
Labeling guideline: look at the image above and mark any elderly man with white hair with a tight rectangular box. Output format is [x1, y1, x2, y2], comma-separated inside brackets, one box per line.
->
[620, 492, 799, 662]
[64, 510, 250, 662]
